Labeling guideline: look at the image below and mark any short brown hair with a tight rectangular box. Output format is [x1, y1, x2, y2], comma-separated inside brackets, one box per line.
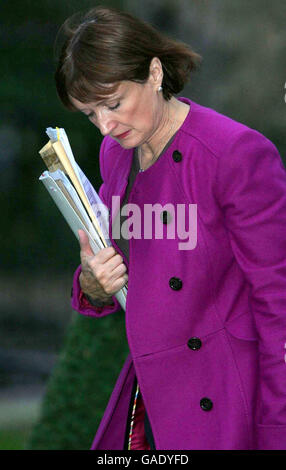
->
[55, 6, 202, 110]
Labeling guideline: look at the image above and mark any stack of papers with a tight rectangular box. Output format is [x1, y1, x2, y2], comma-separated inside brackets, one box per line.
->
[39, 127, 127, 310]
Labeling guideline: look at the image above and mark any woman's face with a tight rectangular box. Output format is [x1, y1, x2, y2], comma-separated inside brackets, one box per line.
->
[70, 73, 166, 149]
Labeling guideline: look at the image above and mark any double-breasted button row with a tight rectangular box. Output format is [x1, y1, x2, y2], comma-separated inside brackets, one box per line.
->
[161, 149, 183, 226]
[187, 339, 213, 411]
[161, 150, 182, 226]
[187, 336, 212, 411]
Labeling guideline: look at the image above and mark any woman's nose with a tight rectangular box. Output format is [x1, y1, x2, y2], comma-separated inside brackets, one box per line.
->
[97, 110, 116, 136]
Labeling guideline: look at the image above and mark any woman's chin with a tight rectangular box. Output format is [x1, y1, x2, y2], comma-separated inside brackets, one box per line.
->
[113, 137, 137, 149]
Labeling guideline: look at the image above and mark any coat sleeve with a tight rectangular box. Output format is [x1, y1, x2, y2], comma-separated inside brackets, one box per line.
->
[216, 128, 286, 449]
[71, 136, 121, 318]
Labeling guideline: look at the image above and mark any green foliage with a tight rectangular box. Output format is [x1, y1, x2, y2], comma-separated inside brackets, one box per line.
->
[0, 427, 32, 450]
[28, 310, 129, 450]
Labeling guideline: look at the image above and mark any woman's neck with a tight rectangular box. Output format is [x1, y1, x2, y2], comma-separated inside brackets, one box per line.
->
[139, 97, 189, 168]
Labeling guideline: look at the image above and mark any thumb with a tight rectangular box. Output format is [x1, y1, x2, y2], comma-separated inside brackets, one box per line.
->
[78, 229, 94, 257]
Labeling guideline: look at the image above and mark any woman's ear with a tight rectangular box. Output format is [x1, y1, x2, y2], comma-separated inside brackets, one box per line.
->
[148, 57, 163, 91]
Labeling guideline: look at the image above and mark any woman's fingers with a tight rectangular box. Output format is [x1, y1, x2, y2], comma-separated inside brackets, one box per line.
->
[79, 229, 116, 266]
[91, 254, 126, 286]
[90, 252, 124, 272]
[104, 273, 129, 295]
[78, 230, 127, 298]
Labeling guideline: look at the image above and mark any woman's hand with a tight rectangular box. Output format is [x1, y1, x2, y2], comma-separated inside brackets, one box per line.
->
[78, 229, 128, 303]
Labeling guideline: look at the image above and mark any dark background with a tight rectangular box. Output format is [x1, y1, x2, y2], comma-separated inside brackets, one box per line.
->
[0, 0, 285, 449]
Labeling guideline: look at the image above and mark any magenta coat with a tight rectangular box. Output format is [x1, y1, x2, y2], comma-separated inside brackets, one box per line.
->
[72, 97, 286, 450]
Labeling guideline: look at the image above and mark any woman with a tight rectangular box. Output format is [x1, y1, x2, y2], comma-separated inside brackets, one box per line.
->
[55, 6, 286, 450]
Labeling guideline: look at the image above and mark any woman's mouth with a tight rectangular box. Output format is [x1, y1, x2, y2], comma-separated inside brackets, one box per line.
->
[114, 130, 131, 140]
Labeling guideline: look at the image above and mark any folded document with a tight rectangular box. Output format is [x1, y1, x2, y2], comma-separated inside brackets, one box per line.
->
[39, 127, 127, 310]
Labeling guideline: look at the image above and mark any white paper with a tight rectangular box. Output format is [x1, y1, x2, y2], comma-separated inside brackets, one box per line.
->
[39, 171, 127, 310]
[40, 128, 127, 310]
[46, 127, 85, 196]
[76, 164, 110, 243]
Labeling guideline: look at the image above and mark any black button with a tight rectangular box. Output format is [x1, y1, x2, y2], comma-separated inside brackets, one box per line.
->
[200, 397, 213, 411]
[187, 337, 202, 350]
[169, 277, 183, 290]
[160, 210, 172, 224]
[172, 150, 182, 162]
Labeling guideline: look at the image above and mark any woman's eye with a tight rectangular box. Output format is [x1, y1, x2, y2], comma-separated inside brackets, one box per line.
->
[108, 102, 120, 111]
